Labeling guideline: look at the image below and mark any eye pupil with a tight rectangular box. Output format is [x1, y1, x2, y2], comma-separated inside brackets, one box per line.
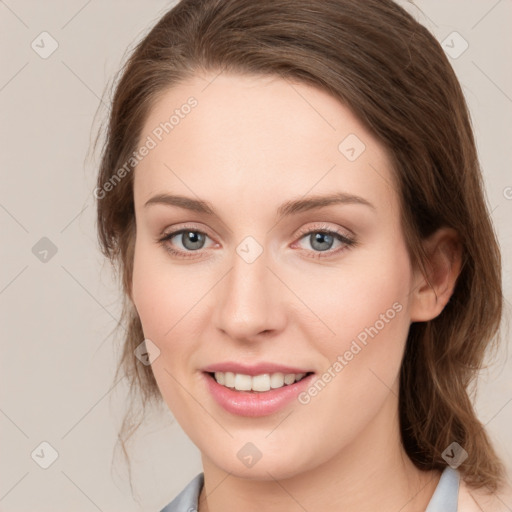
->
[182, 231, 205, 250]
[310, 232, 334, 251]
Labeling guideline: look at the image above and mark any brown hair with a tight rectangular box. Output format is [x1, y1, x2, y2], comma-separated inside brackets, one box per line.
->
[95, 0, 507, 494]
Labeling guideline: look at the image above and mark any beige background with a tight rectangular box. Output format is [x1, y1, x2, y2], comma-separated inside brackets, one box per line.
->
[1, 1, 511, 510]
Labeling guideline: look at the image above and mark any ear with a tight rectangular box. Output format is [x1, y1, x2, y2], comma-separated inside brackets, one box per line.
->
[409, 227, 462, 322]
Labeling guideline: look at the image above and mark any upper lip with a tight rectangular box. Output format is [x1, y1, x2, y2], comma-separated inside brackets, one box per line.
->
[202, 362, 314, 376]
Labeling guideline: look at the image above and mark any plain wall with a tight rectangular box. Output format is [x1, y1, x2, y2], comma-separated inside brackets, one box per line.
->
[1, 1, 511, 510]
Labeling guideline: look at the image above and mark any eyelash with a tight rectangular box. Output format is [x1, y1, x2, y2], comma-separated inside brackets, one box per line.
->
[157, 223, 357, 260]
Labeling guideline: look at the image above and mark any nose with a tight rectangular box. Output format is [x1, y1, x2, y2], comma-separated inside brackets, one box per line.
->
[212, 245, 287, 341]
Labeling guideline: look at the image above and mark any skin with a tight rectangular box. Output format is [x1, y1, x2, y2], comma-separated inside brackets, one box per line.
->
[130, 71, 462, 512]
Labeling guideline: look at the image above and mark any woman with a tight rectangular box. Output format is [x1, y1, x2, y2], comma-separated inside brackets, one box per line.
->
[95, 0, 512, 510]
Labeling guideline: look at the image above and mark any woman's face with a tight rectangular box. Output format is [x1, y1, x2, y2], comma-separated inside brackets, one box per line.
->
[131, 72, 421, 479]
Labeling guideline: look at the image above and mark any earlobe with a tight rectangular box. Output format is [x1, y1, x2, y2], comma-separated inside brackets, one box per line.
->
[409, 227, 463, 323]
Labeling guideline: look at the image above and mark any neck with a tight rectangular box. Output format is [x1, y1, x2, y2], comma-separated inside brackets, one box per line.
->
[198, 386, 441, 512]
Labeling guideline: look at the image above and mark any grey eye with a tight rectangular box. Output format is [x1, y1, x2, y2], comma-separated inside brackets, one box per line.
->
[308, 232, 335, 251]
[175, 231, 206, 250]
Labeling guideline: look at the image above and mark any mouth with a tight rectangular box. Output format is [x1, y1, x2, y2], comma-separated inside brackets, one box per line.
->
[204, 371, 315, 393]
[202, 370, 317, 417]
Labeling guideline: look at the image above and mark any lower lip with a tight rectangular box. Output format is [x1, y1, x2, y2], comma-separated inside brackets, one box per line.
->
[202, 372, 315, 417]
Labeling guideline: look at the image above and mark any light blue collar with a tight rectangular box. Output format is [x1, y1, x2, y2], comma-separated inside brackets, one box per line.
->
[425, 466, 460, 511]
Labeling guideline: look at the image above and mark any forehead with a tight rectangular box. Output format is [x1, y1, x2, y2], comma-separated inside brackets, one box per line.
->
[134, 71, 397, 215]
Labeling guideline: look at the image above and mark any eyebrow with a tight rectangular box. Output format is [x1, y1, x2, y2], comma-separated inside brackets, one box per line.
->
[144, 192, 375, 217]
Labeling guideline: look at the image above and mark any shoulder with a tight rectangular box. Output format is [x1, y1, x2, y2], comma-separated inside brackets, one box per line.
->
[458, 476, 512, 512]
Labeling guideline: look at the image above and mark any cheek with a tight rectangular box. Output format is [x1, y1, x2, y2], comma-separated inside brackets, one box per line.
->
[131, 241, 199, 421]
[131, 237, 202, 341]
[131, 235, 215, 395]
[295, 241, 413, 434]
[293, 235, 413, 355]
[131, 238, 197, 394]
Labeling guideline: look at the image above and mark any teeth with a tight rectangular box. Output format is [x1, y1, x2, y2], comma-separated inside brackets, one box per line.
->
[213, 371, 308, 392]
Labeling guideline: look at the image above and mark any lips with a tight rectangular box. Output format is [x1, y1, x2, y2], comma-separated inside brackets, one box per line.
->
[202, 370, 316, 417]
[202, 361, 314, 376]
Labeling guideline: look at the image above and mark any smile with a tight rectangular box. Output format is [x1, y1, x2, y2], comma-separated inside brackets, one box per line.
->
[210, 371, 312, 392]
